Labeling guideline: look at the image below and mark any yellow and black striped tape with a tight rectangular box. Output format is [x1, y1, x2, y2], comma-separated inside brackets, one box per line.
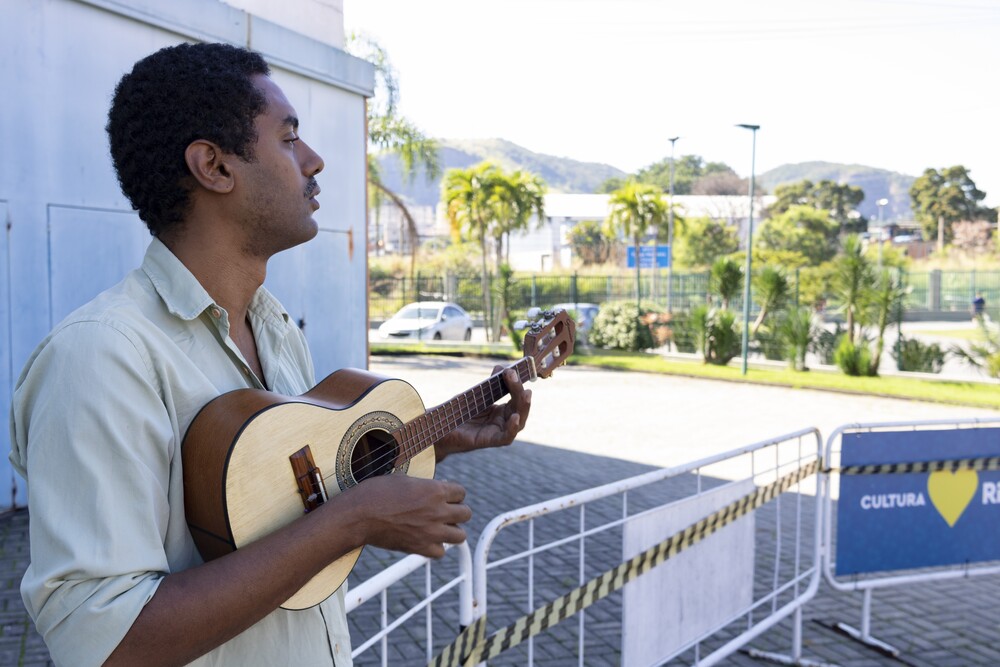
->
[836, 455, 1000, 476]
[430, 458, 820, 667]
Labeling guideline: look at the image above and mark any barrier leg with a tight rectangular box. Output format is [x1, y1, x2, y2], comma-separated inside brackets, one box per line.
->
[832, 589, 900, 658]
[744, 607, 838, 667]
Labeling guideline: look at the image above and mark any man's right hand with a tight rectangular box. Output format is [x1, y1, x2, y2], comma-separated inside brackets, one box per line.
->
[346, 475, 472, 559]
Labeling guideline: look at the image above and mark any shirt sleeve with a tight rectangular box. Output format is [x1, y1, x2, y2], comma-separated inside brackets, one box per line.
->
[11, 320, 175, 667]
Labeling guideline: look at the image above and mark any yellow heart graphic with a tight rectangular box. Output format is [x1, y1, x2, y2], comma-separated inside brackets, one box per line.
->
[927, 470, 979, 527]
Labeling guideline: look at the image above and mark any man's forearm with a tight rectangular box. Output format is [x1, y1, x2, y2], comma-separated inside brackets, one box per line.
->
[103, 491, 368, 667]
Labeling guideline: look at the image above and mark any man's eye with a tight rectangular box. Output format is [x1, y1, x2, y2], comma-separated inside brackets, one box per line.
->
[286, 136, 300, 144]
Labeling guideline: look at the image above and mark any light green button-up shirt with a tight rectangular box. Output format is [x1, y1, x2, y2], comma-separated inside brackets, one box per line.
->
[9, 239, 352, 667]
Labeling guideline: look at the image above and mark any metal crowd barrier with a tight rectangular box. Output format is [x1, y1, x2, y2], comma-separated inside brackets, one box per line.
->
[821, 418, 1000, 658]
[461, 428, 824, 666]
[346, 541, 473, 665]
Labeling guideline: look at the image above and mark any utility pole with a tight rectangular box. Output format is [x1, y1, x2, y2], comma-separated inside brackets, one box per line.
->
[666, 136, 679, 314]
[736, 124, 760, 376]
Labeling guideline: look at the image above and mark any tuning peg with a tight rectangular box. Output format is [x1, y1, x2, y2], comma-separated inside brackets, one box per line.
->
[526, 307, 541, 320]
[513, 320, 529, 331]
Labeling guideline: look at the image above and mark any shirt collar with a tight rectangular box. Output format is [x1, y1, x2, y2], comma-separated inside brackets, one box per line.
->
[141, 238, 290, 327]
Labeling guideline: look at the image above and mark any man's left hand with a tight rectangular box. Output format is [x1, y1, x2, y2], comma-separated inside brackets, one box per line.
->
[434, 367, 531, 462]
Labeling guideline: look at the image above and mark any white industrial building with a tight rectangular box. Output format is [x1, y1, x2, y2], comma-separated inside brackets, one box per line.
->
[0, 0, 373, 509]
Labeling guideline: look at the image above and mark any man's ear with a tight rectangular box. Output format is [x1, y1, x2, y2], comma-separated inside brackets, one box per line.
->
[184, 140, 235, 194]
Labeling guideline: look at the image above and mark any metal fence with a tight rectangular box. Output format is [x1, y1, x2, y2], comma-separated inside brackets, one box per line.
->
[343, 429, 824, 666]
[369, 272, 713, 322]
[369, 269, 1000, 323]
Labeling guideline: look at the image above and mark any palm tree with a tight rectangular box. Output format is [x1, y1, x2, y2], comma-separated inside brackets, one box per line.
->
[952, 316, 1000, 378]
[491, 170, 546, 269]
[751, 265, 790, 335]
[710, 257, 744, 310]
[486, 170, 546, 341]
[868, 268, 908, 375]
[347, 34, 440, 278]
[442, 162, 503, 340]
[831, 235, 874, 343]
[605, 181, 668, 317]
[778, 307, 816, 371]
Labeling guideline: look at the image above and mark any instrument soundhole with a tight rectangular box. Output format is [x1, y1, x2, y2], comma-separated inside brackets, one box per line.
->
[351, 428, 398, 483]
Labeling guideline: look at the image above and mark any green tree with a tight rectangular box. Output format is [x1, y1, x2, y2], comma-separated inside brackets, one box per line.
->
[674, 216, 740, 268]
[495, 263, 523, 351]
[867, 269, 908, 376]
[751, 266, 790, 336]
[486, 170, 546, 340]
[757, 205, 840, 265]
[490, 170, 546, 271]
[635, 155, 736, 194]
[442, 161, 503, 340]
[909, 165, 996, 251]
[596, 176, 627, 194]
[710, 257, 744, 310]
[830, 235, 874, 344]
[769, 179, 866, 234]
[777, 307, 816, 371]
[605, 180, 668, 314]
[347, 34, 439, 277]
[567, 219, 614, 265]
[691, 170, 748, 196]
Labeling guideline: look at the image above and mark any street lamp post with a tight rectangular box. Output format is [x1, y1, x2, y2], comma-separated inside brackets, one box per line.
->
[737, 124, 759, 376]
[666, 136, 679, 314]
[876, 198, 889, 269]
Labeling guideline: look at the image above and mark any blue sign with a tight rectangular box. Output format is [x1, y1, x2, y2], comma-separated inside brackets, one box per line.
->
[835, 428, 1000, 575]
[626, 245, 670, 269]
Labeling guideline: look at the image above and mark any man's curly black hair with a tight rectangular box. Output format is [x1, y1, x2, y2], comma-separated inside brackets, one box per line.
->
[106, 43, 271, 237]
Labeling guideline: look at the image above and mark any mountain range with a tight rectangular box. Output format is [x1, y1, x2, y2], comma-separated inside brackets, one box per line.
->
[376, 138, 916, 221]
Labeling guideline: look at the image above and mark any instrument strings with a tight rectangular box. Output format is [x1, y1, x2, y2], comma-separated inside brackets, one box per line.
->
[353, 361, 531, 480]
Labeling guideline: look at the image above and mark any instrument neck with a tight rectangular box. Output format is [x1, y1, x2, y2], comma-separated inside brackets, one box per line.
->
[393, 358, 533, 463]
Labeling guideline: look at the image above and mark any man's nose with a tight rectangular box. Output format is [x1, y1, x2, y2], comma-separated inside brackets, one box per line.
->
[301, 139, 324, 176]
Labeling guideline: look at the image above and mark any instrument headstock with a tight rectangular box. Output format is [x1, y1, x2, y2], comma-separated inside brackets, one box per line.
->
[518, 308, 576, 379]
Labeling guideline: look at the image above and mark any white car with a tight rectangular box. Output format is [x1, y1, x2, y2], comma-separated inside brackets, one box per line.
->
[378, 302, 474, 341]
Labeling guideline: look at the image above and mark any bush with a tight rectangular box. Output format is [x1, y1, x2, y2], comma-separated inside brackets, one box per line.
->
[669, 311, 698, 353]
[893, 337, 946, 374]
[690, 305, 741, 365]
[588, 302, 656, 351]
[811, 323, 843, 365]
[951, 316, 1000, 379]
[834, 336, 875, 376]
[753, 328, 786, 361]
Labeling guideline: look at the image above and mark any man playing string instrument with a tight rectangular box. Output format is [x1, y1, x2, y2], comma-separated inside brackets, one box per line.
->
[9, 42, 530, 666]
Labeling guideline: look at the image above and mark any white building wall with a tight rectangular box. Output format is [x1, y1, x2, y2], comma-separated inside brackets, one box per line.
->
[222, 0, 345, 48]
[0, 0, 374, 509]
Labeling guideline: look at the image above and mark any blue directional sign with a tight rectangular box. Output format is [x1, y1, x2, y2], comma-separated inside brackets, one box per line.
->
[835, 428, 1000, 575]
[626, 245, 670, 269]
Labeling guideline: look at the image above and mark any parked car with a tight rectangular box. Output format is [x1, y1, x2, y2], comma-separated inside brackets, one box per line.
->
[378, 302, 474, 341]
[550, 302, 600, 336]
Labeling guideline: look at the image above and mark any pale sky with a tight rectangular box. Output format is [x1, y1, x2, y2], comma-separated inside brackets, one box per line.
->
[344, 0, 1000, 206]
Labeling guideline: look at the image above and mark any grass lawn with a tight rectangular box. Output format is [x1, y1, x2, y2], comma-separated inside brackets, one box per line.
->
[370, 342, 1000, 411]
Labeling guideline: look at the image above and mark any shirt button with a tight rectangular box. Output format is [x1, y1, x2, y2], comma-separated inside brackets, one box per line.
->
[210, 307, 221, 319]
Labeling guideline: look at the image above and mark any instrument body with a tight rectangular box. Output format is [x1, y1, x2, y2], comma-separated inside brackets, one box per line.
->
[182, 309, 575, 609]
